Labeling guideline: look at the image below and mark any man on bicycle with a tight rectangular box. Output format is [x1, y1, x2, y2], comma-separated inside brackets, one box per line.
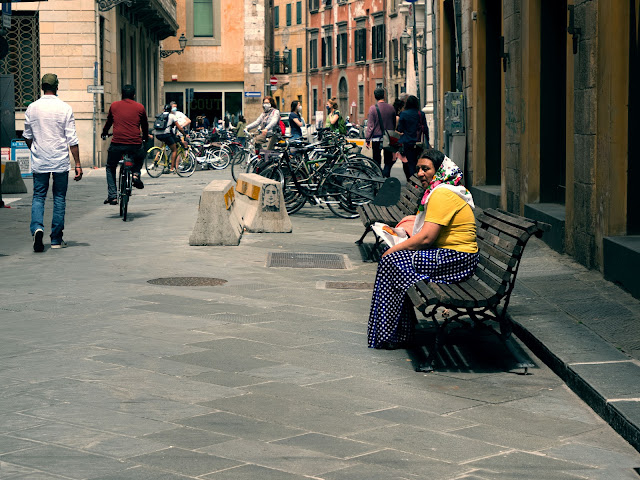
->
[154, 104, 186, 172]
[101, 84, 149, 205]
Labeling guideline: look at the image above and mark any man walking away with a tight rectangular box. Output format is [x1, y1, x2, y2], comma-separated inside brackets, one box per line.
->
[366, 87, 396, 177]
[101, 84, 149, 205]
[23, 73, 82, 252]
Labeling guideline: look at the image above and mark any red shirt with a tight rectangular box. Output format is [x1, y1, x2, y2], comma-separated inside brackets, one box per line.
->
[102, 99, 149, 144]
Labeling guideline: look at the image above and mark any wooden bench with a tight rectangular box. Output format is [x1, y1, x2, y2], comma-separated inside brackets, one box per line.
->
[406, 208, 549, 373]
[355, 175, 425, 260]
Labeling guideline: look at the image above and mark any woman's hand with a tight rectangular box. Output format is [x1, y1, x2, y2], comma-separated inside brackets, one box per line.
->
[381, 222, 442, 258]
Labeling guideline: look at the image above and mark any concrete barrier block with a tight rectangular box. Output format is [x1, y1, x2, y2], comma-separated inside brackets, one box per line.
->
[235, 173, 292, 233]
[189, 180, 243, 246]
[1, 161, 27, 194]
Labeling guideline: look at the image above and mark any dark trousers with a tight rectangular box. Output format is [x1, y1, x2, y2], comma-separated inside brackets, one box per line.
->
[401, 143, 419, 180]
[106, 143, 144, 200]
[371, 140, 395, 177]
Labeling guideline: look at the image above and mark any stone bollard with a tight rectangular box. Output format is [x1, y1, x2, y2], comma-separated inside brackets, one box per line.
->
[189, 180, 243, 246]
[1, 162, 27, 194]
[235, 173, 292, 233]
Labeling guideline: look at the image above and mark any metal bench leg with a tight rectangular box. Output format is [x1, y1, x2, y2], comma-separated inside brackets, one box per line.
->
[355, 226, 372, 245]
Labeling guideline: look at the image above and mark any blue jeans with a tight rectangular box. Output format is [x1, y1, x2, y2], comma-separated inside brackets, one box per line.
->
[31, 171, 69, 244]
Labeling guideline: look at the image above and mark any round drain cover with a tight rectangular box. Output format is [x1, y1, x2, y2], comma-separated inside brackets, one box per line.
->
[147, 277, 227, 286]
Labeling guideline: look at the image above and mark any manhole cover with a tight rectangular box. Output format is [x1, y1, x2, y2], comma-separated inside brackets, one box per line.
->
[323, 281, 374, 290]
[147, 277, 227, 286]
[267, 252, 349, 269]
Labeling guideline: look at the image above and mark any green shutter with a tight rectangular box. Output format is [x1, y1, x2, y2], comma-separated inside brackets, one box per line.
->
[286, 4, 291, 26]
[296, 1, 302, 24]
[274, 6, 279, 28]
[297, 47, 302, 72]
[193, 0, 213, 37]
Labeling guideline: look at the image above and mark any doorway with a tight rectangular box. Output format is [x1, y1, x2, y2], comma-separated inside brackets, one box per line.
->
[484, 0, 502, 185]
[539, 0, 567, 203]
[628, 0, 639, 233]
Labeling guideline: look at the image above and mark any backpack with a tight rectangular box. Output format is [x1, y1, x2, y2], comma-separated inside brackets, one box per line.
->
[331, 111, 347, 135]
[279, 119, 286, 135]
[336, 114, 347, 135]
[418, 111, 430, 147]
[154, 112, 169, 131]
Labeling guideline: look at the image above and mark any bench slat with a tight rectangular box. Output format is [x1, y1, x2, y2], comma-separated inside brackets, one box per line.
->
[478, 215, 530, 242]
[476, 237, 519, 267]
[478, 253, 513, 282]
[440, 283, 476, 307]
[476, 228, 520, 256]
[485, 208, 541, 235]
[474, 266, 507, 295]
[414, 281, 439, 305]
[455, 280, 491, 307]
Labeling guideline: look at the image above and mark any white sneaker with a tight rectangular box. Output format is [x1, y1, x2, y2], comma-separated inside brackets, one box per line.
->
[51, 240, 68, 249]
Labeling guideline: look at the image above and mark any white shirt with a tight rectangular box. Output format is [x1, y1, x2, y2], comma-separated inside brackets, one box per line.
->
[174, 111, 189, 127]
[22, 95, 79, 173]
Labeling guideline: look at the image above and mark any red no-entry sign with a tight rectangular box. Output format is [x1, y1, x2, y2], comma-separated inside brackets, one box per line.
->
[270, 76, 278, 86]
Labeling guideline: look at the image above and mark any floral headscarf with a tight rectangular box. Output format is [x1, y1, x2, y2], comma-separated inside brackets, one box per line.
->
[417, 156, 474, 212]
[412, 156, 474, 236]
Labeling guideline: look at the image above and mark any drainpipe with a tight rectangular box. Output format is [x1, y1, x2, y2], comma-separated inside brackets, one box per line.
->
[431, 0, 438, 149]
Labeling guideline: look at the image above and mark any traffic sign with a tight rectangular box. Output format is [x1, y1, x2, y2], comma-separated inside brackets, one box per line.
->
[87, 85, 104, 94]
[244, 91, 262, 97]
[351, 101, 356, 107]
[270, 76, 278, 86]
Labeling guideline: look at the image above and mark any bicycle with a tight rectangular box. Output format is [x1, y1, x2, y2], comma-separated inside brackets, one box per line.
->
[118, 153, 134, 221]
[260, 133, 381, 218]
[145, 138, 195, 177]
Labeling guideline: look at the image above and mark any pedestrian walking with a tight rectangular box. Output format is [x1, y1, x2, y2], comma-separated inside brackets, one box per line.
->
[236, 115, 247, 147]
[366, 87, 396, 176]
[23, 73, 82, 252]
[396, 95, 423, 180]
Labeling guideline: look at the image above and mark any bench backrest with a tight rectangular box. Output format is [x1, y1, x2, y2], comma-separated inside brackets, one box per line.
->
[474, 208, 547, 301]
[397, 175, 425, 216]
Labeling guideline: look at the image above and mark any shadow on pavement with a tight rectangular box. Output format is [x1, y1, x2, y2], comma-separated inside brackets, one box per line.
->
[406, 325, 538, 374]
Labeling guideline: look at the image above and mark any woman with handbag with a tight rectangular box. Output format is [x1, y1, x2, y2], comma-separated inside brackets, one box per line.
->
[396, 95, 422, 180]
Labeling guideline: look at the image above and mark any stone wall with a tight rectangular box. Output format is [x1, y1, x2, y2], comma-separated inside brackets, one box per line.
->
[571, 0, 598, 268]
[503, 0, 521, 212]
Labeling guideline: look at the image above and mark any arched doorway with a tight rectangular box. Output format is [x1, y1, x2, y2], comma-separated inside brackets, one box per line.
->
[338, 77, 348, 117]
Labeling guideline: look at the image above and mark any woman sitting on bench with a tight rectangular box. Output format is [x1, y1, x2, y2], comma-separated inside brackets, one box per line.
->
[368, 149, 479, 349]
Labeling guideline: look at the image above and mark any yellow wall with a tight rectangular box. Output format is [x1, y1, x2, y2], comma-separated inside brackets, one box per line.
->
[519, 0, 541, 211]
[595, 0, 630, 261]
[162, 0, 245, 82]
[471, 0, 486, 185]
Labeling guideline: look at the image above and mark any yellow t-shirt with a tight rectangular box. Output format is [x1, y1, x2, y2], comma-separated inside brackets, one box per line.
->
[424, 188, 478, 253]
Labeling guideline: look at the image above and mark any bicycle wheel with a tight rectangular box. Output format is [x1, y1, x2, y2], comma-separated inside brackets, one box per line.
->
[231, 153, 255, 181]
[348, 153, 384, 178]
[280, 160, 308, 215]
[320, 164, 378, 219]
[176, 149, 196, 177]
[206, 147, 231, 169]
[118, 167, 128, 220]
[145, 147, 166, 178]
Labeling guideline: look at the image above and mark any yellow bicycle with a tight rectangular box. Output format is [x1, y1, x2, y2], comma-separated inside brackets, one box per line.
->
[145, 140, 195, 177]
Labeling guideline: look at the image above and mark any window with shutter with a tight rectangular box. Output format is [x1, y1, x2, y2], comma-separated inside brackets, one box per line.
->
[194, 0, 214, 36]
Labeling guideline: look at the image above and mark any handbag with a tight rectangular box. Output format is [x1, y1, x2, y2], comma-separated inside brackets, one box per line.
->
[375, 105, 400, 152]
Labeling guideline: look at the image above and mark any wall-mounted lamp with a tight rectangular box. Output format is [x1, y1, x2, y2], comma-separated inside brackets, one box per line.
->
[567, 5, 581, 55]
[160, 33, 187, 58]
[400, 30, 411, 49]
[499, 36, 509, 72]
[393, 57, 405, 74]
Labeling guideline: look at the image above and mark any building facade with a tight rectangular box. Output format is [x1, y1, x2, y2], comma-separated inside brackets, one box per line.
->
[306, 0, 435, 134]
[437, 0, 638, 296]
[7, 0, 178, 167]
[270, 0, 308, 121]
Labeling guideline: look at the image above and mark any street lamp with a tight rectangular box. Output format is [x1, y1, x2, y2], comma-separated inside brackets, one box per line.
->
[283, 46, 291, 74]
[160, 33, 188, 58]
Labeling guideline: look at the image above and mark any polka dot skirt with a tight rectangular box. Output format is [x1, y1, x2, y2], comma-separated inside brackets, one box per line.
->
[368, 248, 479, 348]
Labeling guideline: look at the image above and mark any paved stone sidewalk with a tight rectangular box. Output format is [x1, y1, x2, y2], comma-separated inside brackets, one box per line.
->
[0, 168, 638, 479]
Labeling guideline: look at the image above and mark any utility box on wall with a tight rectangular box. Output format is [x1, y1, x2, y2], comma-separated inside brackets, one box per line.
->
[443, 91, 466, 179]
[444, 92, 465, 134]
